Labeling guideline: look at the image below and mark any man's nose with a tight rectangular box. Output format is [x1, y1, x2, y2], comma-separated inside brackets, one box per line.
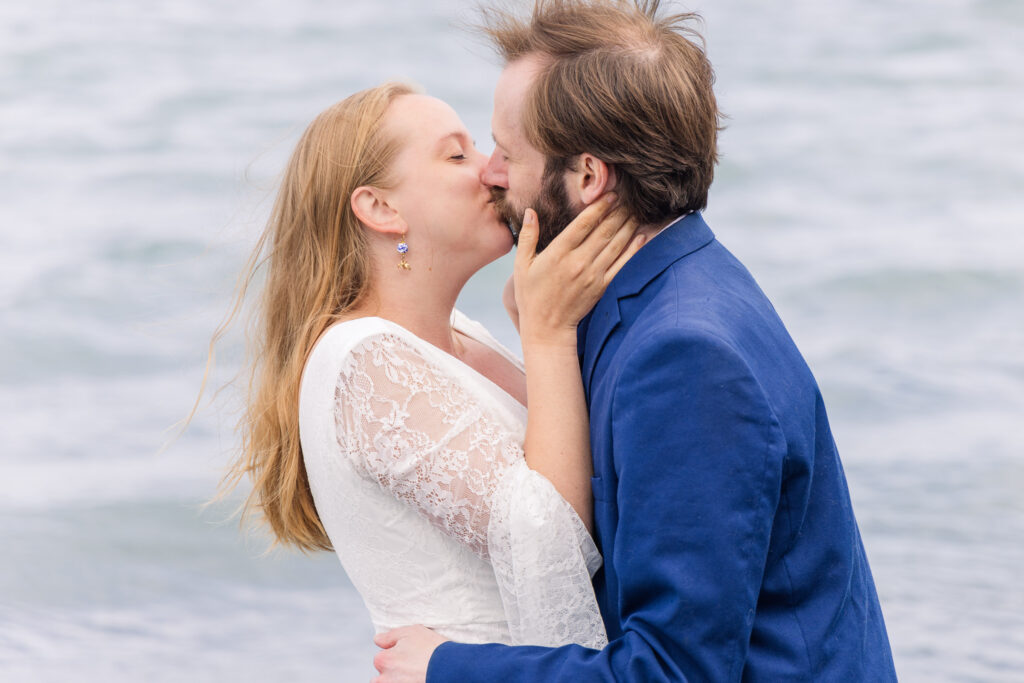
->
[481, 149, 508, 189]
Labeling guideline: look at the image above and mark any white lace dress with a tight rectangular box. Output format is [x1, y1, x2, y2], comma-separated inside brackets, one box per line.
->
[298, 311, 607, 649]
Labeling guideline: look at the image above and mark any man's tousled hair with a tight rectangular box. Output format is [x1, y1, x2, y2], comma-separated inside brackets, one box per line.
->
[480, 0, 721, 224]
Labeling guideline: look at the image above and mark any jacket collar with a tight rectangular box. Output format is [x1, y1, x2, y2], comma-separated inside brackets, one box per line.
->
[579, 212, 715, 389]
[608, 211, 714, 300]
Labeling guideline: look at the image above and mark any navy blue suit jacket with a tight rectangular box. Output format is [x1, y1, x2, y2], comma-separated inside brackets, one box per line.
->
[429, 213, 896, 681]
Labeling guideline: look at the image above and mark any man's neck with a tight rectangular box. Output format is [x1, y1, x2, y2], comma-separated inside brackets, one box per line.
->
[629, 212, 688, 254]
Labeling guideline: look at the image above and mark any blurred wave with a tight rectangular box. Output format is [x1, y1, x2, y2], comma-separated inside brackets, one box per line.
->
[1, 0, 1021, 680]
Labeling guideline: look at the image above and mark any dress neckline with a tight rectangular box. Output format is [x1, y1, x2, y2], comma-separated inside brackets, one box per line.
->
[328, 313, 528, 413]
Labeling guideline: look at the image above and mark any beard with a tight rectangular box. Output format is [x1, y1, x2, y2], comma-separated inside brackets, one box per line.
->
[490, 161, 579, 253]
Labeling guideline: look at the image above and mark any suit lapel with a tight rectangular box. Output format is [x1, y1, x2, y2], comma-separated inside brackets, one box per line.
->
[581, 294, 621, 396]
[580, 212, 716, 392]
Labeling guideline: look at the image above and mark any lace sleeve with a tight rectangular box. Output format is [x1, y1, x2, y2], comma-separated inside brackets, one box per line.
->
[334, 332, 607, 648]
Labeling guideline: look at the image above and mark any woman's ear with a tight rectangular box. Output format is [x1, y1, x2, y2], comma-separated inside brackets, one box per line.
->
[569, 154, 618, 206]
[351, 186, 407, 235]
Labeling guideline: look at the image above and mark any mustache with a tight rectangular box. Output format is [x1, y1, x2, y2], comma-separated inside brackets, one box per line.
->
[489, 187, 521, 245]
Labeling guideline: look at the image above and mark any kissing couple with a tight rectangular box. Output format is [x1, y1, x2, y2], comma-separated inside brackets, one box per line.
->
[224, 1, 896, 681]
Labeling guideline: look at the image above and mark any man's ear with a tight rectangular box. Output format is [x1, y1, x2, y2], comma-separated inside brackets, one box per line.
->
[351, 186, 407, 235]
[569, 153, 618, 206]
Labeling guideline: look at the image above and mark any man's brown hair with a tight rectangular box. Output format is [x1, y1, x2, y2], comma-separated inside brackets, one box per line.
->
[481, 0, 720, 224]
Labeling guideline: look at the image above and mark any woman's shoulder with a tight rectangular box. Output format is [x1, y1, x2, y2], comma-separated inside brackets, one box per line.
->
[310, 316, 417, 360]
[302, 317, 423, 392]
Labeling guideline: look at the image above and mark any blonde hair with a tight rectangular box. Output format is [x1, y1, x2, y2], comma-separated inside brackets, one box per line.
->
[217, 82, 415, 552]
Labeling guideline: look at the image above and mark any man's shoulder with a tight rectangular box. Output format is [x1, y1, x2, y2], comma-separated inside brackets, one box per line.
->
[623, 253, 765, 342]
[610, 311, 754, 392]
[613, 242, 804, 378]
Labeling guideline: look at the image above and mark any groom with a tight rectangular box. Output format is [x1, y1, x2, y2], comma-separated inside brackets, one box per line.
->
[375, 1, 896, 680]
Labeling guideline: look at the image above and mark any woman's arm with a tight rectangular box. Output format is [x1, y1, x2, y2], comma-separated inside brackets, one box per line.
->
[502, 274, 519, 334]
[332, 331, 607, 647]
[514, 196, 643, 533]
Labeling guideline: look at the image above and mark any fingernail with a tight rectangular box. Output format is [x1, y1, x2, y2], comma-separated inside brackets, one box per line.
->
[525, 208, 536, 224]
[603, 192, 617, 204]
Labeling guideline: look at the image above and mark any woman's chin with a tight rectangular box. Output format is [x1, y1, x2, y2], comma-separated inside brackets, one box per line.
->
[487, 239, 514, 264]
[472, 230, 514, 271]
[494, 225, 515, 257]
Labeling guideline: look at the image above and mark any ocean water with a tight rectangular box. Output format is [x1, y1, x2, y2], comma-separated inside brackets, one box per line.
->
[1, 1, 1022, 680]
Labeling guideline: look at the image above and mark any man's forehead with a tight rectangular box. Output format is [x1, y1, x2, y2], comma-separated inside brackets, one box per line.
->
[490, 97, 518, 143]
[493, 56, 546, 147]
[496, 54, 547, 99]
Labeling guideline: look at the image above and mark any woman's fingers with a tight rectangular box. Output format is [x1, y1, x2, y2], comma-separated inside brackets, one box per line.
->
[516, 197, 646, 326]
[580, 207, 634, 260]
[589, 214, 639, 270]
[547, 193, 618, 253]
[514, 208, 539, 271]
[603, 230, 647, 285]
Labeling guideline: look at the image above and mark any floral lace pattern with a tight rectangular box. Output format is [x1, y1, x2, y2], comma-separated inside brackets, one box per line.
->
[300, 315, 606, 649]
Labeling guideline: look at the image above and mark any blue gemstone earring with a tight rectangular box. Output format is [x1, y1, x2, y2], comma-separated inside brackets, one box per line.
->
[396, 233, 410, 270]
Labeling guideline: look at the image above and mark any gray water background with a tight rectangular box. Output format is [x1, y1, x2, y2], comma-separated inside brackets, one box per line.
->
[1, 0, 1022, 680]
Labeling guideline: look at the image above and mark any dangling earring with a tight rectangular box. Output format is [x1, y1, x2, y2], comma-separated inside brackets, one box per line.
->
[396, 233, 411, 270]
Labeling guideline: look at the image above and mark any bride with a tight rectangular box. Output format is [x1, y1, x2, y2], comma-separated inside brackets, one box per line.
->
[223, 82, 642, 649]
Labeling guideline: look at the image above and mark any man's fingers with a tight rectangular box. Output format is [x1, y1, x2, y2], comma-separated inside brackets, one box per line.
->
[373, 649, 389, 674]
[374, 630, 398, 649]
[374, 625, 419, 649]
[370, 625, 443, 683]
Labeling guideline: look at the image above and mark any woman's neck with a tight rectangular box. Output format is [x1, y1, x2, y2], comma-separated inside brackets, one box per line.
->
[350, 259, 470, 356]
